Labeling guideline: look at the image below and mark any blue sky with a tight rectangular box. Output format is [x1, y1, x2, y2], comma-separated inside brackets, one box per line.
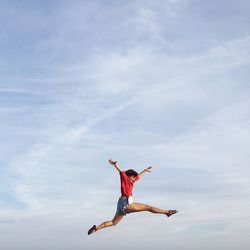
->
[0, 0, 250, 249]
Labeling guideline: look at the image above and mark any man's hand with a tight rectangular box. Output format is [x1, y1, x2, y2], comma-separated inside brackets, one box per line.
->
[138, 166, 152, 177]
[145, 166, 152, 173]
[108, 159, 122, 172]
[109, 159, 117, 165]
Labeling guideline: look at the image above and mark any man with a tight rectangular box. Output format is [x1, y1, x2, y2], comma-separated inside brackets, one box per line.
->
[88, 159, 177, 235]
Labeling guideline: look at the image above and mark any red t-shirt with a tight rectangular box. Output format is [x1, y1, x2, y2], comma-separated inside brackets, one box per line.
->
[120, 171, 140, 197]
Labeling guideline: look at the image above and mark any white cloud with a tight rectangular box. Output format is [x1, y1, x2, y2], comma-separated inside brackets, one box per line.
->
[1, 1, 250, 249]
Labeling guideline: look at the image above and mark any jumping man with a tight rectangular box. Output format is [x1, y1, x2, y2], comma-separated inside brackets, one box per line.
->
[88, 159, 178, 235]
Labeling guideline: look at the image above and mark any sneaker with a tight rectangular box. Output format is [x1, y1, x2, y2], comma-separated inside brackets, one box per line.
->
[88, 225, 97, 235]
[166, 210, 178, 217]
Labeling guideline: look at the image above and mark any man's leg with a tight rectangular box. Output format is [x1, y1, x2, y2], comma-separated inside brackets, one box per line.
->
[125, 202, 177, 216]
[96, 212, 124, 230]
[88, 212, 124, 235]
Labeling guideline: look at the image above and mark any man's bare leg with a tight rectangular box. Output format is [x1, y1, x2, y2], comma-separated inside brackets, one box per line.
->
[88, 213, 124, 235]
[126, 202, 177, 216]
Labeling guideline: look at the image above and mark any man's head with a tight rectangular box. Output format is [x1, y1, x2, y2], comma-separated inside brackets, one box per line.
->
[125, 169, 138, 181]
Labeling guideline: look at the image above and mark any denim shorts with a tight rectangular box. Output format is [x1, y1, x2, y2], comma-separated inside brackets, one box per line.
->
[117, 196, 133, 215]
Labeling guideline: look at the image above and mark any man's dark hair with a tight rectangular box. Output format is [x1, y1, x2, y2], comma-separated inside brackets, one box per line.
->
[125, 169, 138, 177]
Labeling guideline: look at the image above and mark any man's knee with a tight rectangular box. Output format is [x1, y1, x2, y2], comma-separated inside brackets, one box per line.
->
[112, 220, 118, 226]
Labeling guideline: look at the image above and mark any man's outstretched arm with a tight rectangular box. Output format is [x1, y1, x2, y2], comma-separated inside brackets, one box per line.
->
[109, 159, 122, 173]
[138, 166, 152, 178]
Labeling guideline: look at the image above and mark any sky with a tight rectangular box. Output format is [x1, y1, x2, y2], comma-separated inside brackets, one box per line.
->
[0, 0, 250, 249]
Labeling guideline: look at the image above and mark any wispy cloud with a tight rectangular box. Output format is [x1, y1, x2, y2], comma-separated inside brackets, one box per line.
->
[1, 0, 250, 249]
